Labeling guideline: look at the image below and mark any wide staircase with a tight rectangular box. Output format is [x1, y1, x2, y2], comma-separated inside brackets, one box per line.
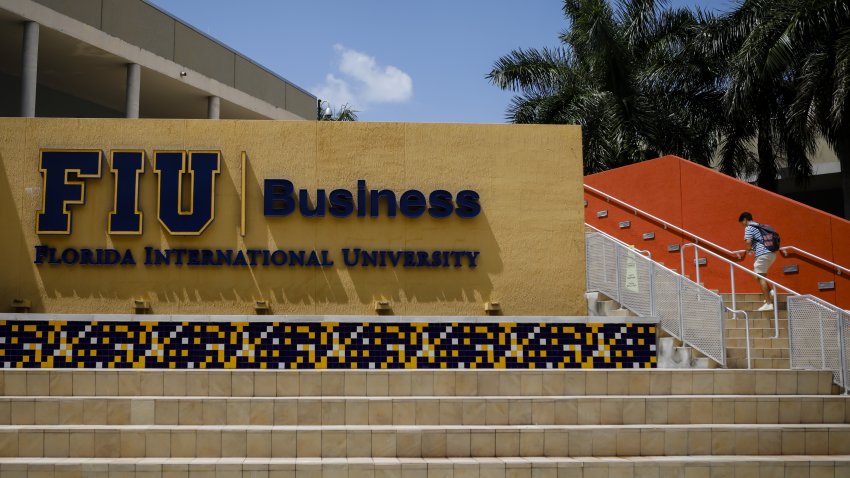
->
[589, 288, 793, 370]
[723, 293, 791, 370]
[0, 369, 848, 477]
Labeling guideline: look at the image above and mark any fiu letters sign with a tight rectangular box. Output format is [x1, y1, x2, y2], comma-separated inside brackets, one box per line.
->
[34, 149, 481, 269]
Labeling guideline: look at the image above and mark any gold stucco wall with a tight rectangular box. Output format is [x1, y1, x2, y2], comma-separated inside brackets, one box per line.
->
[0, 119, 585, 316]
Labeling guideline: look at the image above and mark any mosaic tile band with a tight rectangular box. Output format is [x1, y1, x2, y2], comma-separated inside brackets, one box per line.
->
[0, 321, 657, 369]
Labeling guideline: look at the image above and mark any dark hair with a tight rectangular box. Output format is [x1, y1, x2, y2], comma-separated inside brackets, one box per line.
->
[738, 212, 753, 222]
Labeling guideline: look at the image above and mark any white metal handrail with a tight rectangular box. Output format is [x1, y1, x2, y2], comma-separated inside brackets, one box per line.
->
[585, 223, 652, 258]
[585, 183, 850, 273]
[585, 184, 748, 258]
[681, 242, 845, 320]
[681, 243, 799, 339]
[780, 246, 850, 276]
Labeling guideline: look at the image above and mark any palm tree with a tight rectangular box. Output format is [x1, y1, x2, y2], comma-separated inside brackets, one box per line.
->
[703, 0, 850, 215]
[780, 0, 850, 217]
[702, 0, 816, 193]
[317, 103, 359, 122]
[487, 0, 723, 174]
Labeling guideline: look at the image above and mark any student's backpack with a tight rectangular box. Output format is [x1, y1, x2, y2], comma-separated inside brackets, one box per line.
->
[755, 224, 781, 252]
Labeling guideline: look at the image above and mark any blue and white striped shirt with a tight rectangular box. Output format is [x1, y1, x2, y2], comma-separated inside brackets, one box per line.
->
[744, 223, 770, 257]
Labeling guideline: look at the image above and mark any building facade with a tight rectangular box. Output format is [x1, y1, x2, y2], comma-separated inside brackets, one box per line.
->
[0, 0, 316, 120]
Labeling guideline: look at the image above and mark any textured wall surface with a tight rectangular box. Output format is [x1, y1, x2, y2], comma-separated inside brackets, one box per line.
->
[0, 319, 656, 369]
[0, 119, 585, 315]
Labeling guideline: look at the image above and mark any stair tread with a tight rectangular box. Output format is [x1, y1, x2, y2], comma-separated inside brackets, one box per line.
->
[4, 423, 850, 430]
[2, 455, 850, 464]
[0, 394, 838, 399]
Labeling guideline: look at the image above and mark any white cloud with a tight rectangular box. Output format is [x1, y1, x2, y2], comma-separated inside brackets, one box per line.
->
[313, 44, 413, 110]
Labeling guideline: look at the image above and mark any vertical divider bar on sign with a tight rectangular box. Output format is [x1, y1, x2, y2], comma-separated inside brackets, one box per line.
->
[240, 151, 246, 237]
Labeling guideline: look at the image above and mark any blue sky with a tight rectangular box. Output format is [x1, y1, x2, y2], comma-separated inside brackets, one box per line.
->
[150, 1, 735, 123]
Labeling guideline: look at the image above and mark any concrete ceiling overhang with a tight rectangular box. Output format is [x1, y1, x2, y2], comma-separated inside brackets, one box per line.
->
[0, 8, 267, 119]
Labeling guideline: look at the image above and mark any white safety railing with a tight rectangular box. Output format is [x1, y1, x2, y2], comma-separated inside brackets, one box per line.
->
[680, 243, 850, 393]
[787, 296, 850, 393]
[586, 232, 726, 366]
[680, 243, 789, 338]
[586, 185, 849, 391]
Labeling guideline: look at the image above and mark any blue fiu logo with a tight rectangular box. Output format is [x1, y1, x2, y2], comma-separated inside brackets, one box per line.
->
[154, 151, 221, 235]
[37, 149, 220, 236]
[37, 150, 102, 234]
[108, 150, 145, 234]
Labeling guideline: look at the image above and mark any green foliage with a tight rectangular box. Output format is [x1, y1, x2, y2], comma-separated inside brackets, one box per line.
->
[318, 104, 359, 122]
[487, 0, 723, 174]
[707, 0, 850, 212]
[489, 0, 850, 217]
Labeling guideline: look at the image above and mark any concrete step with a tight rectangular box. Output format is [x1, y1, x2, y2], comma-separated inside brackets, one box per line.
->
[725, 338, 790, 349]
[724, 318, 787, 330]
[657, 337, 701, 369]
[727, 358, 792, 370]
[3, 423, 850, 458]
[726, 327, 789, 339]
[1, 395, 846, 426]
[2, 455, 850, 477]
[1, 370, 835, 397]
[726, 348, 790, 360]
[724, 315, 788, 325]
[722, 293, 789, 303]
[723, 301, 788, 319]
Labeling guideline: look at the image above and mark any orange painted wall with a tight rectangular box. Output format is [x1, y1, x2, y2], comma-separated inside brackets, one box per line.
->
[584, 156, 850, 309]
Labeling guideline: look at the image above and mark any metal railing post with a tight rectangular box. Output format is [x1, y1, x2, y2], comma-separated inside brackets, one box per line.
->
[771, 293, 780, 339]
[788, 298, 796, 369]
[743, 310, 751, 369]
[694, 247, 701, 287]
[837, 310, 848, 394]
[719, 304, 727, 368]
[818, 309, 826, 370]
[649, 261, 656, 318]
[677, 245, 690, 343]
[730, 264, 737, 312]
[677, 275, 686, 343]
[615, 246, 622, 304]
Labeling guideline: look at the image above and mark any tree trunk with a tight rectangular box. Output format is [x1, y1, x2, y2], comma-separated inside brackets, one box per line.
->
[834, 133, 850, 220]
[841, 167, 850, 220]
[756, 119, 778, 191]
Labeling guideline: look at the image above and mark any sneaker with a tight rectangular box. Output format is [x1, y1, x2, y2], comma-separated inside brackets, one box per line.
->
[757, 302, 774, 312]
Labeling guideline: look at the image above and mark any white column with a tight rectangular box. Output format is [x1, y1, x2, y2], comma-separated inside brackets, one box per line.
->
[20, 21, 39, 117]
[125, 63, 140, 118]
[207, 96, 220, 119]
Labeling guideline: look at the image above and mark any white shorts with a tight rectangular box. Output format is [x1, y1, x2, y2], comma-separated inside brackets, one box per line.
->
[754, 253, 776, 274]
